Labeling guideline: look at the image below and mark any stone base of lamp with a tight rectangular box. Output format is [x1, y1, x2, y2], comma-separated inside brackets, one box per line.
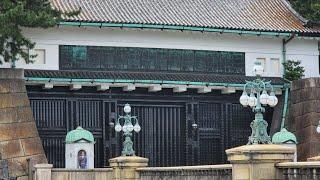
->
[308, 156, 320, 161]
[109, 156, 148, 180]
[226, 144, 295, 180]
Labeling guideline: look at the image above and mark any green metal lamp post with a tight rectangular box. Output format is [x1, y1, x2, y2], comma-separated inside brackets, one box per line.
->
[114, 103, 141, 156]
[239, 62, 278, 144]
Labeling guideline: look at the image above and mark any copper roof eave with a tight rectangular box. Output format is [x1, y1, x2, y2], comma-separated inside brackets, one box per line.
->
[57, 21, 320, 38]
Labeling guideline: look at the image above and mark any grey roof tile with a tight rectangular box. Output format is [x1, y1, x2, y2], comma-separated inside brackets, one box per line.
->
[24, 69, 286, 85]
[51, 0, 320, 34]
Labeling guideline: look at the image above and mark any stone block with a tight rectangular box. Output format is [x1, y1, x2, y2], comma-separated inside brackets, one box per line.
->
[0, 80, 11, 93]
[0, 69, 24, 80]
[7, 158, 27, 178]
[9, 155, 47, 178]
[290, 90, 300, 104]
[295, 125, 318, 143]
[296, 139, 320, 161]
[9, 79, 26, 93]
[295, 112, 320, 130]
[300, 87, 320, 102]
[301, 78, 317, 89]
[14, 122, 38, 139]
[0, 140, 24, 159]
[0, 80, 26, 93]
[12, 93, 30, 107]
[0, 122, 38, 141]
[297, 141, 311, 161]
[0, 108, 18, 124]
[17, 176, 28, 180]
[21, 137, 44, 156]
[16, 107, 34, 122]
[290, 103, 303, 117]
[291, 80, 302, 91]
[27, 154, 48, 166]
[0, 93, 30, 109]
[0, 94, 14, 108]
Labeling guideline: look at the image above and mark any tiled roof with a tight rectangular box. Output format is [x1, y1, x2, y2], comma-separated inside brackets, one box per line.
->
[51, 0, 320, 34]
[24, 69, 286, 85]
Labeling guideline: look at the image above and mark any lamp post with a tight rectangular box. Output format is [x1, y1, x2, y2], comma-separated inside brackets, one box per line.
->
[239, 62, 278, 144]
[114, 103, 141, 156]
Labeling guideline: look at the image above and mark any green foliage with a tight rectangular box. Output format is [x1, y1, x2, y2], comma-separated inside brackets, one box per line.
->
[282, 60, 305, 81]
[0, 0, 78, 64]
[291, 0, 320, 21]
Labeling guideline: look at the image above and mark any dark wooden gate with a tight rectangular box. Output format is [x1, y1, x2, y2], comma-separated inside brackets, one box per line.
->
[28, 88, 272, 168]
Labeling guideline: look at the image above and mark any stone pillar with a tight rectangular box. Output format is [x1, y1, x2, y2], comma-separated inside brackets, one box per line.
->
[109, 156, 148, 180]
[289, 78, 320, 161]
[226, 144, 295, 180]
[33, 164, 53, 180]
[0, 68, 47, 179]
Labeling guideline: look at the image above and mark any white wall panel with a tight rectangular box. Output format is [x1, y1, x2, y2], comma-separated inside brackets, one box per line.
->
[0, 26, 318, 78]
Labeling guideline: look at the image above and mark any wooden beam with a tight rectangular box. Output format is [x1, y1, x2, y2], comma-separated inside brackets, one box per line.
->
[123, 84, 136, 91]
[70, 84, 82, 90]
[148, 84, 162, 92]
[42, 83, 53, 89]
[198, 86, 211, 93]
[97, 84, 110, 91]
[173, 85, 187, 93]
[221, 87, 236, 94]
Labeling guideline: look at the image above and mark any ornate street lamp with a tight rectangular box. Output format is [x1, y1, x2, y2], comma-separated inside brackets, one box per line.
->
[115, 103, 141, 156]
[239, 62, 278, 144]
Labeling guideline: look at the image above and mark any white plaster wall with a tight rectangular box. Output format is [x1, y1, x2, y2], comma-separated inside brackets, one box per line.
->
[1, 26, 318, 78]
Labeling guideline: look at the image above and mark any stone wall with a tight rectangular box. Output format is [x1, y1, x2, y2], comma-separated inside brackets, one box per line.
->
[288, 78, 320, 161]
[0, 69, 47, 179]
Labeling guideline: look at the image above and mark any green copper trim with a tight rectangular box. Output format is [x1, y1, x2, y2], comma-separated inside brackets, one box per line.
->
[272, 128, 297, 144]
[65, 126, 94, 143]
[281, 86, 290, 129]
[58, 22, 295, 37]
[25, 77, 285, 89]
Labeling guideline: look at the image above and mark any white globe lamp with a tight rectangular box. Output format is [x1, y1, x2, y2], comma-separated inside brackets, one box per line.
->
[115, 124, 122, 132]
[127, 124, 134, 132]
[260, 90, 269, 105]
[134, 124, 141, 132]
[267, 92, 278, 107]
[239, 92, 250, 107]
[248, 93, 257, 107]
[124, 104, 131, 114]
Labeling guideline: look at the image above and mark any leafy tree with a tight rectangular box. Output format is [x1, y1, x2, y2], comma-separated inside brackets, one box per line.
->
[290, 0, 320, 21]
[0, 0, 78, 65]
[282, 60, 305, 81]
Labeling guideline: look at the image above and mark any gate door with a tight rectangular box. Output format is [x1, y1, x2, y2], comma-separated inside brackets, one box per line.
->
[31, 99, 67, 168]
[197, 103, 224, 165]
[30, 98, 111, 168]
[117, 103, 186, 167]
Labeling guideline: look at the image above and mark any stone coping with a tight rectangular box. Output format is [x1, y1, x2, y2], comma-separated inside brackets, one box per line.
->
[51, 168, 113, 172]
[137, 164, 232, 171]
[0, 68, 24, 79]
[226, 144, 295, 155]
[308, 156, 320, 161]
[276, 161, 320, 168]
[109, 156, 149, 163]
